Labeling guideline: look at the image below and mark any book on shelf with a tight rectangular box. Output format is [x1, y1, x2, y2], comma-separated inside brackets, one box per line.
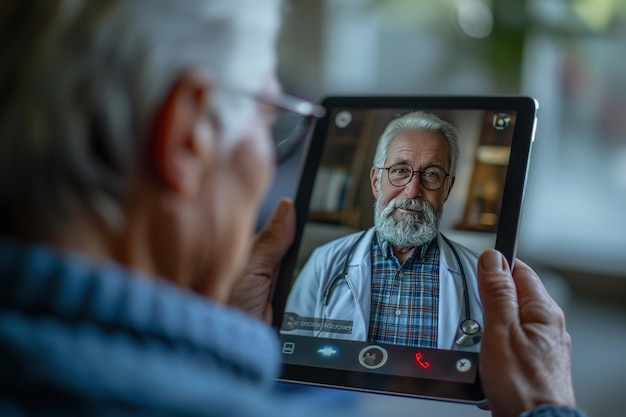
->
[309, 167, 352, 213]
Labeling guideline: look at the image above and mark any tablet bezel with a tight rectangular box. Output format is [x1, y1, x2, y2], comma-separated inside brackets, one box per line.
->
[271, 95, 538, 404]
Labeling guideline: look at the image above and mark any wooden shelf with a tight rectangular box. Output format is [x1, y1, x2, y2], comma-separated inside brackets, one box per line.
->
[308, 109, 391, 230]
[456, 112, 517, 233]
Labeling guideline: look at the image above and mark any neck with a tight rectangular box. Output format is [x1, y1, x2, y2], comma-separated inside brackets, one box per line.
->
[36, 213, 120, 263]
[392, 245, 415, 264]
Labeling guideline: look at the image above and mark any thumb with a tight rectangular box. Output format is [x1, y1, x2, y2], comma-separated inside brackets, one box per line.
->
[477, 250, 517, 329]
[227, 198, 295, 323]
[477, 250, 519, 413]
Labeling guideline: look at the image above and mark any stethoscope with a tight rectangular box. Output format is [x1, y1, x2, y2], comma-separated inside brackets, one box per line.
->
[319, 231, 483, 347]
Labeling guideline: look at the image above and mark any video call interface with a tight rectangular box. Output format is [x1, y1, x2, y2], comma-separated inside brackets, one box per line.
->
[278, 106, 518, 387]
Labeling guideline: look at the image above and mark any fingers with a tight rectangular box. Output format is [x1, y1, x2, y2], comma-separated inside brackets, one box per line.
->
[510, 259, 563, 325]
[510, 259, 551, 304]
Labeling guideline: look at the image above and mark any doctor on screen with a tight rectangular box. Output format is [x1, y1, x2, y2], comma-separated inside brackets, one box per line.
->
[282, 111, 483, 352]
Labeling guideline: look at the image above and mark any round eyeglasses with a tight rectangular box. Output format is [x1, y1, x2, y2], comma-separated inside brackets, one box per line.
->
[381, 163, 450, 191]
[256, 93, 326, 163]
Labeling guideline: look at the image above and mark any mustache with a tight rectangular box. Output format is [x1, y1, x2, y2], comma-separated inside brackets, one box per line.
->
[384, 197, 434, 215]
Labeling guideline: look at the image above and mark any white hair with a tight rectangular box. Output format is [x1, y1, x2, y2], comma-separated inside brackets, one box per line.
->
[0, 0, 281, 236]
[372, 111, 460, 177]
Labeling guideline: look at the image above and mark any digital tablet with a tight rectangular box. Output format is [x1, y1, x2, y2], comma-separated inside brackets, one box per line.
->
[271, 95, 538, 404]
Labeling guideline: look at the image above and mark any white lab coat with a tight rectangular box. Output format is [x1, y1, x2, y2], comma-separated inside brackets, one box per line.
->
[282, 228, 483, 352]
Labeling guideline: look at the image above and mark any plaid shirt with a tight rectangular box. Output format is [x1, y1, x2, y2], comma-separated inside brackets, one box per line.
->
[367, 233, 440, 348]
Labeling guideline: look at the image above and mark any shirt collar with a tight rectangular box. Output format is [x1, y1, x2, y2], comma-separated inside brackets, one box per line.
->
[375, 232, 438, 265]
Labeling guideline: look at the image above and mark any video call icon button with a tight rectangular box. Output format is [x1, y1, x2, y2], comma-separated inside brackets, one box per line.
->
[358, 345, 388, 370]
[456, 358, 472, 373]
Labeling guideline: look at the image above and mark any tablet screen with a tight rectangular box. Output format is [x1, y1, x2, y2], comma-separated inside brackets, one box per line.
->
[272, 96, 537, 403]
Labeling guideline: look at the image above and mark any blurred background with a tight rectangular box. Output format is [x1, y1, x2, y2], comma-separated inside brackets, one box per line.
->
[262, 0, 626, 416]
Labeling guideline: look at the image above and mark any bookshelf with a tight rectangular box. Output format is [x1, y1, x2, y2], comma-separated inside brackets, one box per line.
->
[455, 111, 516, 232]
[308, 109, 391, 230]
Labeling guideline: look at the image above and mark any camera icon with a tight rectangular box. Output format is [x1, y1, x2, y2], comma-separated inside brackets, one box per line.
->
[492, 113, 511, 130]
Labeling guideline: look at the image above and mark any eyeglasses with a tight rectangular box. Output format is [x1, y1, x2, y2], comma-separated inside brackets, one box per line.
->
[380, 162, 450, 191]
[255, 92, 326, 163]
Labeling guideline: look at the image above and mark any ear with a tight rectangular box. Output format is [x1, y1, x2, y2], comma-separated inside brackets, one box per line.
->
[370, 167, 381, 199]
[148, 70, 216, 197]
[443, 175, 456, 202]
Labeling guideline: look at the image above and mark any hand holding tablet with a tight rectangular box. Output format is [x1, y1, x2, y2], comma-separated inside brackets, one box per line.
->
[477, 251, 576, 416]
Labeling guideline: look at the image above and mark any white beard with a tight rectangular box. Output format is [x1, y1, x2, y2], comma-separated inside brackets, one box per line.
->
[374, 195, 442, 249]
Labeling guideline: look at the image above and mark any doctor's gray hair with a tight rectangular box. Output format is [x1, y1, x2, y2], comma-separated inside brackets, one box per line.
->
[0, 0, 281, 238]
[372, 111, 460, 178]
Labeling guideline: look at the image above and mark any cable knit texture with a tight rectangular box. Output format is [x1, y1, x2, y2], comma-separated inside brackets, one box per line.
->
[520, 405, 590, 417]
[0, 240, 282, 415]
[0, 240, 591, 417]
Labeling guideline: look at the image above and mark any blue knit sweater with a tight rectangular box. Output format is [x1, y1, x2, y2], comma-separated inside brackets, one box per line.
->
[0, 241, 588, 417]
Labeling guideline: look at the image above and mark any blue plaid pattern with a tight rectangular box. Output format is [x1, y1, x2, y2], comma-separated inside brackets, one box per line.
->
[367, 233, 440, 348]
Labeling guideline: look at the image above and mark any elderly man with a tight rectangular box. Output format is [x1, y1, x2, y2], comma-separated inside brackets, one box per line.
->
[283, 111, 483, 351]
[0, 1, 584, 417]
